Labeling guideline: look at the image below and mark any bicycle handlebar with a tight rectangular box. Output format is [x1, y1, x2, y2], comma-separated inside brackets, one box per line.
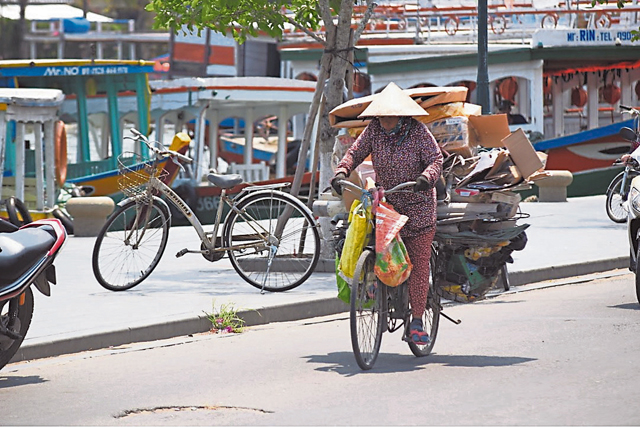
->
[128, 128, 193, 165]
[620, 105, 640, 116]
[338, 179, 417, 194]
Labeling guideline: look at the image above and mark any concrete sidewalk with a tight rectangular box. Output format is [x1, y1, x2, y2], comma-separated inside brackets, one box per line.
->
[11, 195, 630, 363]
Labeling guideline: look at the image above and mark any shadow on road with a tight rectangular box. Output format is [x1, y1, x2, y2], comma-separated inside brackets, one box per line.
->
[609, 302, 640, 311]
[303, 352, 536, 376]
[0, 375, 47, 389]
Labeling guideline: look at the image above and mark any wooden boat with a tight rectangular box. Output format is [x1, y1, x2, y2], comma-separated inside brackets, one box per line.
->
[533, 119, 634, 197]
[147, 76, 318, 225]
[0, 59, 187, 200]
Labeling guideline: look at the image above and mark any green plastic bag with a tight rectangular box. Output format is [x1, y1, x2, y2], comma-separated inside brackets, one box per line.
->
[336, 256, 350, 304]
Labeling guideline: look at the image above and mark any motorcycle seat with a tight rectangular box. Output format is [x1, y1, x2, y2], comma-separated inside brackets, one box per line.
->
[0, 227, 56, 286]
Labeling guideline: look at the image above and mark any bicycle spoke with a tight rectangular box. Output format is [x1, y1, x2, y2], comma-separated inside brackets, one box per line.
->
[225, 192, 320, 292]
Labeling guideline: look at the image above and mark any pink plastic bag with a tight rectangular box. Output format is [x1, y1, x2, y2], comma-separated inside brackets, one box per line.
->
[375, 202, 408, 253]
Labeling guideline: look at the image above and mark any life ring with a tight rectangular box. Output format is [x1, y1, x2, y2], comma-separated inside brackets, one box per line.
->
[595, 12, 611, 29]
[54, 120, 68, 186]
[5, 197, 33, 226]
[541, 13, 558, 29]
[490, 15, 507, 35]
[444, 16, 459, 36]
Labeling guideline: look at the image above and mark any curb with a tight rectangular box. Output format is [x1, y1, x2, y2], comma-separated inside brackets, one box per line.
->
[507, 256, 629, 287]
[11, 256, 630, 364]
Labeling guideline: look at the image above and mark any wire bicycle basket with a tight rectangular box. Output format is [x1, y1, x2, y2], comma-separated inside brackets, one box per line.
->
[117, 152, 168, 201]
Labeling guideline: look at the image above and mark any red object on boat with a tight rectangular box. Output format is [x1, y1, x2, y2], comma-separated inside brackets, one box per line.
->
[602, 84, 621, 105]
[543, 76, 553, 95]
[498, 77, 518, 102]
[571, 87, 588, 108]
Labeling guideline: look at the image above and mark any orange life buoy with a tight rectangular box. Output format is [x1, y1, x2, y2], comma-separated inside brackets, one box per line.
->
[602, 84, 621, 105]
[498, 77, 518, 102]
[571, 87, 588, 108]
[54, 120, 67, 186]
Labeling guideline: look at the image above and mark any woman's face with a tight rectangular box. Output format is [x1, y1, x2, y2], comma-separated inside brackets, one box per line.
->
[378, 116, 400, 131]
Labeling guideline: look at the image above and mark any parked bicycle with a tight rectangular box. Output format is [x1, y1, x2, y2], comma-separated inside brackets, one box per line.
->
[605, 105, 640, 223]
[336, 179, 444, 370]
[92, 129, 321, 293]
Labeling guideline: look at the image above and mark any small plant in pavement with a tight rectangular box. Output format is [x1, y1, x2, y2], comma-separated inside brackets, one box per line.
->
[205, 300, 245, 334]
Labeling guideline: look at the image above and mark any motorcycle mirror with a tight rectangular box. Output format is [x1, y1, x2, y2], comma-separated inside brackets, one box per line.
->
[619, 127, 638, 142]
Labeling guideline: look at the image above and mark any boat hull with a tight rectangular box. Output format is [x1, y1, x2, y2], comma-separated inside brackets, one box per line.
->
[532, 119, 634, 197]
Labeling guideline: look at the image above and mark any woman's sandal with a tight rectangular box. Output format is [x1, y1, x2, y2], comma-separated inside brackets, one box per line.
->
[409, 318, 431, 345]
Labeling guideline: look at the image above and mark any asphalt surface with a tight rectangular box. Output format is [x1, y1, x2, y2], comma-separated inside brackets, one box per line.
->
[10, 195, 630, 364]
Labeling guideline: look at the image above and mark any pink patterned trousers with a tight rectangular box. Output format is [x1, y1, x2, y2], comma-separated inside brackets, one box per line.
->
[402, 226, 436, 318]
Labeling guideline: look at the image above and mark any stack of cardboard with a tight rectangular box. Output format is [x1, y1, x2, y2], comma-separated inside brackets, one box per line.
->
[327, 86, 547, 224]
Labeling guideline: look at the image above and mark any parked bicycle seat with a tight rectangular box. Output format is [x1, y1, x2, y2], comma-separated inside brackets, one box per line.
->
[0, 227, 55, 286]
[207, 173, 244, 189]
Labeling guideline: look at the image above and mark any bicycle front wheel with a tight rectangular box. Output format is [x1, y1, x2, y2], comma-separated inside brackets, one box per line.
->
[606, 173, 627, 223]
[92, 198, 170, 291]
[223, 191, 320, 292]
[350, 248, 386, 370]
[409, 253, 441, 357]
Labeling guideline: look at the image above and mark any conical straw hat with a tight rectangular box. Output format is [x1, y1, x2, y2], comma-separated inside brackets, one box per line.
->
[358, 82, 429, 118]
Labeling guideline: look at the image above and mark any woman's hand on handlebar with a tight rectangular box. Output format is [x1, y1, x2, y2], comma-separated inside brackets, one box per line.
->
[331, 172, 347, 195]
[414, 175, 430, 192]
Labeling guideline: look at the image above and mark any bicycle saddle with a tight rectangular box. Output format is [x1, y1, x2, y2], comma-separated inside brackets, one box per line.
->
[207, 173, 244, 189]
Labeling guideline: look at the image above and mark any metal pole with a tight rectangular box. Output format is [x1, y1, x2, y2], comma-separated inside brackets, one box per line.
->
[477, 0, 490, 114]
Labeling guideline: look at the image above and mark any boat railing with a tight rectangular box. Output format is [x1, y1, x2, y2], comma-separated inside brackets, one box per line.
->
[282, 3, 640, 43]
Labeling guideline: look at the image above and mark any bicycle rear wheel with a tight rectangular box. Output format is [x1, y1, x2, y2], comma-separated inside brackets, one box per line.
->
[92, 198, 170, 291]
[224, 191, 320, 292]
[409, 255, 441, 357]
[350, 248, 386, 370]
[606, 173, 627, 223]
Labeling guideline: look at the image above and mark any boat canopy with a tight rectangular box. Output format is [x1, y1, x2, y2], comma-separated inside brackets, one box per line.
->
[0, 59, 155, 180]
[149, 76, 317, 181]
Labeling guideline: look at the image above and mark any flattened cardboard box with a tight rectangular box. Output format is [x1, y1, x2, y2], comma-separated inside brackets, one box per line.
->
[468, 114, 511, 148]
[501, 128, 544, 179]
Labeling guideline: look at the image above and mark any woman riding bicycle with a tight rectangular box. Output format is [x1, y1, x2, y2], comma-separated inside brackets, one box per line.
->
[331, 82, 443, 345]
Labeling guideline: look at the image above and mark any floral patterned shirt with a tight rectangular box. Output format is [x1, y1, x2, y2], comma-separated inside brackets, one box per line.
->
[336, 117, 443, 236]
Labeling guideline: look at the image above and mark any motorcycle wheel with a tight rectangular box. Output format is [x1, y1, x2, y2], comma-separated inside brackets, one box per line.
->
[636, 247, 640, 305]
[0, 288, 34, 371]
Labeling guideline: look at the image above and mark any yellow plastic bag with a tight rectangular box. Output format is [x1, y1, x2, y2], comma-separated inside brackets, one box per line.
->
[374, 235, 412, 287]
[338, 200, 372, 280]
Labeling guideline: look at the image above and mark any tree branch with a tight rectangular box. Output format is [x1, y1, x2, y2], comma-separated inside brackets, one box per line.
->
[318, 0, 335, 35]
[354, 0, 376, 44]
[285, 16, 326, 45]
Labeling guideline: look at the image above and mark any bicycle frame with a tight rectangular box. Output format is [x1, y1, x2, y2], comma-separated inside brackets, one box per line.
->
[130, 175, 289, 257]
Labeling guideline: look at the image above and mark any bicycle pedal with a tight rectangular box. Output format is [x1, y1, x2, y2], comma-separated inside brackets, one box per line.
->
[176, 248, 189, 258]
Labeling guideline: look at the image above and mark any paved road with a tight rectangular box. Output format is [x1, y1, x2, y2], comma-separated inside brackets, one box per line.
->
[10, 195, 631, 363]
[1, 273, 639, 425]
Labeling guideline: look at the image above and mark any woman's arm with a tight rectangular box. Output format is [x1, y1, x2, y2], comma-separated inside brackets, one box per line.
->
[416, 123, 443, 185]
[334, 123, 374, 176]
